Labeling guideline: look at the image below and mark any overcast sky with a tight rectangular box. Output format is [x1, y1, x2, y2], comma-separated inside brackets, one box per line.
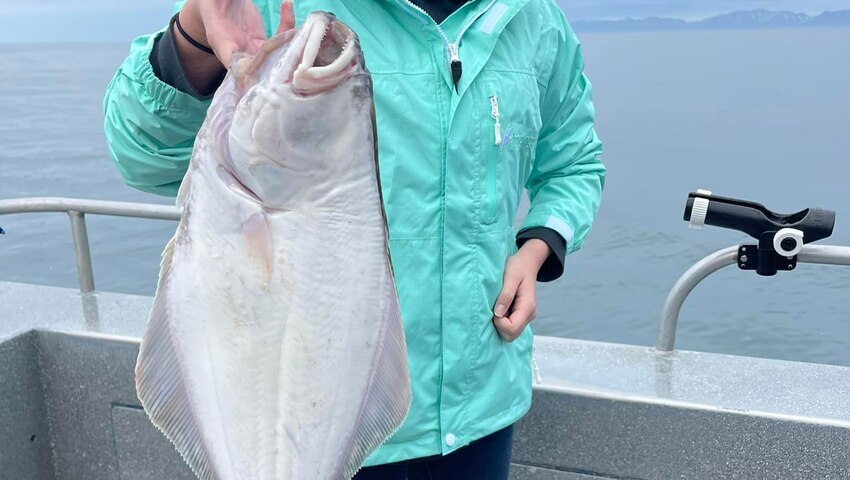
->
[1, 0, 849, 43]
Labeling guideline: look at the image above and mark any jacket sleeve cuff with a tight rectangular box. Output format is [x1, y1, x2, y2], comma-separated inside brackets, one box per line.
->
[149, 14, 224, 101]
[516, 227, 566, 282]
[122, 30, 211, 117]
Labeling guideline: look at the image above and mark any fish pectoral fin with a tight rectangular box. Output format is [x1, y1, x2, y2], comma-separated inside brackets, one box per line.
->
[135, 239, 221, 480]
[342, 277, 412, 479]
[242, 212, 273, 284]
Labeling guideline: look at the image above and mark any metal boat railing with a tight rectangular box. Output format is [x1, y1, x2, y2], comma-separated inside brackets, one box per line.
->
[656, 244, 850, 352]
[3, 197, 850, 353]
[0, 198, 181, 294]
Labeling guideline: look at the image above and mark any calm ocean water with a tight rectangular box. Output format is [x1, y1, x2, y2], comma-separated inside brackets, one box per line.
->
[1, 28, 849, 366]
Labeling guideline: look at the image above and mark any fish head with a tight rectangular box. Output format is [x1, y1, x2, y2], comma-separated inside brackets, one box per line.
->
[222, 12, 373, 210]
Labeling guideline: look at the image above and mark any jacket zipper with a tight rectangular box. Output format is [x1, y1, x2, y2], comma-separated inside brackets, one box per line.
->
[490, 96, 502, 145]
[483, 95, 501, 223]
[400, 0, 500, 92]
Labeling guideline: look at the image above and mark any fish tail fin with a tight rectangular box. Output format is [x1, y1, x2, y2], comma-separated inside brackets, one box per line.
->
[343, 277, 412, 479]
[135, 237, 220, 480]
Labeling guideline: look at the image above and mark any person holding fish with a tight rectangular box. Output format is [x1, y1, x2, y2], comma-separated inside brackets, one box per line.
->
[104, 0, 604, 478]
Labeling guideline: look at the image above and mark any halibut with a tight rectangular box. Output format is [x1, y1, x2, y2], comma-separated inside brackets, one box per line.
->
[135, 12, 411, 480]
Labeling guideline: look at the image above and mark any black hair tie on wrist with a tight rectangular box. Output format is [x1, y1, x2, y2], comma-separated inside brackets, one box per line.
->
[172, 13, 215, 55]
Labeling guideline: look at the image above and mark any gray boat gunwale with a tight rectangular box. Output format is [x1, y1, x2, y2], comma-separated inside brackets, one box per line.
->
[2, 197, 850, 479]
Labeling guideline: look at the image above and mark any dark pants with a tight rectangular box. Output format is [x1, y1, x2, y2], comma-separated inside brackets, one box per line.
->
[353, 425, 514, 480]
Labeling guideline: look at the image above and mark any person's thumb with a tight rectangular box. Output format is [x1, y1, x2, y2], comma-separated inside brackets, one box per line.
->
[214, 39, 240, 70]
[276, 1, 296, 35]
[493, 269, 521, 319]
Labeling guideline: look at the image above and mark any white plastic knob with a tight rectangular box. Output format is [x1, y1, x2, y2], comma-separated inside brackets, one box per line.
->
[689, 189, 712, 230]
[774, 228, 804, 257]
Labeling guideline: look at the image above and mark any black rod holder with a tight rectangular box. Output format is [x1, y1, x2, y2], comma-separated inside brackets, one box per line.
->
[684, 189, 835, 276]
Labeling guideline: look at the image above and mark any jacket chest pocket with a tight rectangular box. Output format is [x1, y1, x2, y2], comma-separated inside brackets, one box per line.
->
[476, 75, 541, 227]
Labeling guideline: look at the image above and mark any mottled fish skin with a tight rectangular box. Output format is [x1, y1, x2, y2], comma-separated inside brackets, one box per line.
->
[135, 12, 411, 480]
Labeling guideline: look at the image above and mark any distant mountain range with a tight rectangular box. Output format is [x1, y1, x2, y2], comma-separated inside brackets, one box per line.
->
[572, 9, 850, 33]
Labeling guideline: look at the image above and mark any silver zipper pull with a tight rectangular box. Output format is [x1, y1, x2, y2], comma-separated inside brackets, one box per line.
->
[490, 96, 502, 146]
[449, 43, 460, 63]
[532, 345, 543, 385]
[449, 43, 462, 92]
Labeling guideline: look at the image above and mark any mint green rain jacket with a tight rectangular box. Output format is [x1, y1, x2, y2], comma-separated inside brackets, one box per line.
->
[104, 0, 605, 466]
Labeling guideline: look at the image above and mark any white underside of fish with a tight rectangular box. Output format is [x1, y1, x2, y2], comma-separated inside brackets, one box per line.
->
[135, 14, 411, 480]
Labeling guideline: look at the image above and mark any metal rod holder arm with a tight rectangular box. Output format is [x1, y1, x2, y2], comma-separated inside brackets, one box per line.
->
[656, 244, 850, 352]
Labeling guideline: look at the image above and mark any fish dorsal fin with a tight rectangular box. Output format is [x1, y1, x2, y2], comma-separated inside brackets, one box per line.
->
[175, 185, 191, 219]
[343, 276, 411, 478]
[135, 236, 223, 480]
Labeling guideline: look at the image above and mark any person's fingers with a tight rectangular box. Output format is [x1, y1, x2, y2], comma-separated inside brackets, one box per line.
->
[277, 0, 296, 35]
[493, 261, 525, 342]
[209, 26, 263, 68]
[493, 315, 517, 342]
[214, 40, 238, 70]
[247, 38, 267, 54]
[495, 278, 535, 342]
[493, 267, 521, 320]
[204, 0, 268, 65]
[507, 280, 537, 329]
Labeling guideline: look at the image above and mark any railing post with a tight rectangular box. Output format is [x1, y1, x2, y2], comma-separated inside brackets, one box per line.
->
[656, 246, 739, 352]
[67, 210, 95, 294]
[656, 244, 850, 353]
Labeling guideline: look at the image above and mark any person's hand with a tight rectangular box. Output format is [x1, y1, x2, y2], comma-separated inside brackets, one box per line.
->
[175, 1, 295, 94]
[180, 0, 295, 67]
[492, 239, 550, 342]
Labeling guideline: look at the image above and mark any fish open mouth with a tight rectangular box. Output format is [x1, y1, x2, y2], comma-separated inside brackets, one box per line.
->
[292, 13, 360, 94]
